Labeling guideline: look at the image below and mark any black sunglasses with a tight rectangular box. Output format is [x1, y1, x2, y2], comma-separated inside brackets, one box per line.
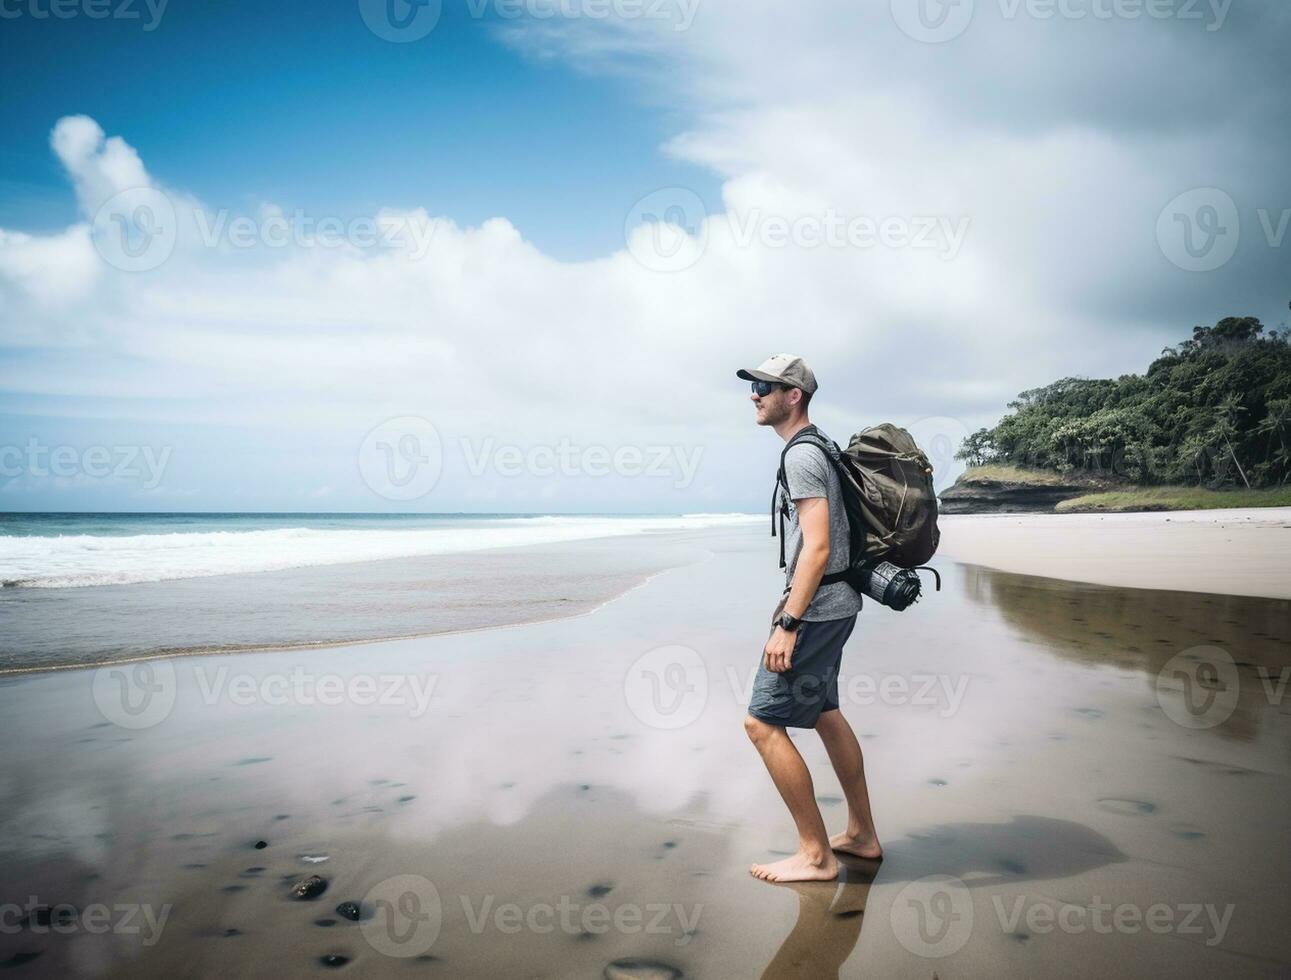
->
[750, 380, 785, 397]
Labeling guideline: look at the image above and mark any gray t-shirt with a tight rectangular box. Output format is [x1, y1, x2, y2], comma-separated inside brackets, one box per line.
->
[780, 430, 864, 621]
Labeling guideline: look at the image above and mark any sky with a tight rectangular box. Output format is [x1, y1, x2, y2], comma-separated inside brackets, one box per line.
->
[1, 0, 1288, 513]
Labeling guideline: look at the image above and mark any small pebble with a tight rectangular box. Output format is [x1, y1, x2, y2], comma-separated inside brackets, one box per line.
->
[291, 875, 329, 900]
[335, 902, 361, 922]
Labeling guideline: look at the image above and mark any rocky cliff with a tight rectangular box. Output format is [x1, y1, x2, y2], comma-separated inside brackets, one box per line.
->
[938, 467, 1120, 514]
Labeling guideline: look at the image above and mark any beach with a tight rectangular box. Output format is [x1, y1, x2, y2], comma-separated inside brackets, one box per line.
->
[938, 508, 1291, 600]
[1, 519, 1290, 977]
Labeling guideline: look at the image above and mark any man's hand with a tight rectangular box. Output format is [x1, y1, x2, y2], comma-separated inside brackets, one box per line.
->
[764, 626, 799, 673]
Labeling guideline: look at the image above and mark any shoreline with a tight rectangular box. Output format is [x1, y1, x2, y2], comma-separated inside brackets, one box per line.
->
[7, 511, 1289, 675]
[0, 549, 698, 678]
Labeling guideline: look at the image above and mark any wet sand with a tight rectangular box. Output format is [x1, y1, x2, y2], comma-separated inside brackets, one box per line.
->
[0, 533, 710, 672]
[1, 525, 1289, 977]
[938, 508, 1291, 600]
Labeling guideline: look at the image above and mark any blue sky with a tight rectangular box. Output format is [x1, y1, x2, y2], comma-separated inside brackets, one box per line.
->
[1, 0, 1287, 513]
[0, 0, 720, 259]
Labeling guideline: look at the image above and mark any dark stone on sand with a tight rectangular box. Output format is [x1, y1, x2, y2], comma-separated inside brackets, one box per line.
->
[587, 884, 613, 898]
[335, 901, 362, 921]
[291, 875, 329, 900]
[254, 840, 269, 849]
[314, 918, 338, 928]
[319, 954, 350, 968]
[223, 928, 241, 938]
[604, 959, 683, 980]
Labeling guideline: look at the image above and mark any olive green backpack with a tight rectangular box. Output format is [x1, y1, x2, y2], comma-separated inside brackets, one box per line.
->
[773, 423, 942, 609]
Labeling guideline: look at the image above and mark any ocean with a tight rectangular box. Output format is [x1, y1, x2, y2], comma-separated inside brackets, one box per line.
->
[0, 512, 761, 670]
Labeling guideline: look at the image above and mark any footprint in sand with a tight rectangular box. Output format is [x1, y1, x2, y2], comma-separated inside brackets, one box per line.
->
[604, 960, 683, 980]
[1097, 798, 1156, 816]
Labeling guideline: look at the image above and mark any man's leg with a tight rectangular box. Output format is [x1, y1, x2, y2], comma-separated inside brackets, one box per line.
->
[815, 708, 882, 859]
[744, 714, 838, 882]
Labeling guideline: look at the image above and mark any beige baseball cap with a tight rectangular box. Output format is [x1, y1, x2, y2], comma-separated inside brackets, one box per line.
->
[736, 354, 818, 395]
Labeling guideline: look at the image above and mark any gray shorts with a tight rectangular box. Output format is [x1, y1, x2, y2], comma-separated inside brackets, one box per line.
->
[748, 615, 858, 729]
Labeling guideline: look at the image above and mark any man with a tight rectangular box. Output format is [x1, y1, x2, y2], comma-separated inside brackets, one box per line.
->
[737, 354, 882, 883]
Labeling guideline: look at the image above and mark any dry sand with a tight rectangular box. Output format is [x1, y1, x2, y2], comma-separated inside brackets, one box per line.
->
[938, 507, 1291, 600]
[1, 525, 1289, 977]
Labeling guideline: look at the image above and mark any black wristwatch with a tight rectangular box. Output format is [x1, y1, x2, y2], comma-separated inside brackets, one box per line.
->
[777, 612, 802, 632]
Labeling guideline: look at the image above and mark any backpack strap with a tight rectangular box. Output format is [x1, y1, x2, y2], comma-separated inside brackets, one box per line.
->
[771, 425, 832, 571]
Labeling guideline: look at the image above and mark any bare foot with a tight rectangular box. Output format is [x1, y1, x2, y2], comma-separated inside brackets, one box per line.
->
[829, 831, 883, 860]
[750, 851, 838, 883]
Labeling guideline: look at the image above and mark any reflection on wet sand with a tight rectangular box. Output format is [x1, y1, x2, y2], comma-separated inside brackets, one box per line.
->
[759, 866, 873, 980]
[961, 564, 1291, 743]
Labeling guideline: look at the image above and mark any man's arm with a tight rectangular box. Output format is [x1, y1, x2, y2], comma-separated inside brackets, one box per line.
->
[764, 495, 830, 673]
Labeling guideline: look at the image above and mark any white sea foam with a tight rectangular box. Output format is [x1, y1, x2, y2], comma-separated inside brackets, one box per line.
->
[0, 514, 762, 589]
